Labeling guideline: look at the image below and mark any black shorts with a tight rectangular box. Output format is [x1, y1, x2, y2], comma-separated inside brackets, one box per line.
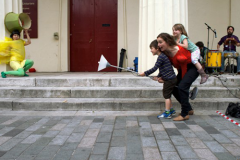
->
[163, 77, 178, 99]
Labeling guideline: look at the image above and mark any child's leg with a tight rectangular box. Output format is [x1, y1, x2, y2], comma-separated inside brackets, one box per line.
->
[165, 99, 171, 111]
[2, 61, 25, 78]
[191, 49, 208, 84]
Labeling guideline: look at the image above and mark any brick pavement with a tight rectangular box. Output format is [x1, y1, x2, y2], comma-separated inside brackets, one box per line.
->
[0, 112, 239, 160]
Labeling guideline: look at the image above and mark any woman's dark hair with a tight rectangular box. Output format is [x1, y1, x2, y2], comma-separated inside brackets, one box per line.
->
[10, 30, 20, 39]
[157, 33, 177, 47]
[149, 40, 158, 49]
[227, 26, 234, 31]
[195, 41, 204, 48]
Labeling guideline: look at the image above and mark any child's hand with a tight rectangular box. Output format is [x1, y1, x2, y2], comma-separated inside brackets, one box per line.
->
[158, 77, 164, 83]
[138, 72, 145, 76]
[152, 76, 159, 81]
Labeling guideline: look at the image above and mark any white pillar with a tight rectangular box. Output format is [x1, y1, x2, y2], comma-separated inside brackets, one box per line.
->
[138, 0, 188, 74]
[0, 0, 22, 71]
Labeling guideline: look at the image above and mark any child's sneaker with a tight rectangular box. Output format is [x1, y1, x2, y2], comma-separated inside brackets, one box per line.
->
[170, 108, 176, 115]
[157, 111, 172, 119]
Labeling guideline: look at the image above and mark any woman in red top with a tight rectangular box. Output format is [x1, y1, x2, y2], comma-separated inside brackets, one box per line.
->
[157, 33, 199, 121]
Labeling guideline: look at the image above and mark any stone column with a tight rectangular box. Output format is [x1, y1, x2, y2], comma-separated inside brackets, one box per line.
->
[0, 0, 22, 71]
[138, 0, 188, 74]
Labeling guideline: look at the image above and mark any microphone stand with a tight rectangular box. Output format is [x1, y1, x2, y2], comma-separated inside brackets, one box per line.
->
[204, 23, 217, 75]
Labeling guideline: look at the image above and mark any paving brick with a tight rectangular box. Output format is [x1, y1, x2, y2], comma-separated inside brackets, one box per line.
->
[194, 148, 218, 160]
[125, 153, 144, 160]
[154, 131, 169, 140]
[58, 127, 75, 136]
[80, 120, 93, 126]
[114, 123, 126, 130]
[89, 123, 102, 129]
[0, 127, 14, 136]
[0, 138, 22, 151]
[71, 147, 92, 160]
[67, 133, 84, 143]
[162, 122, 176, 128]
[15, 131, 32, 139]
[140, 128, 153, 137]
[113, 129, 126, 137]
[85, 129, 100, 137]
[220, 130, 239, 138]
[175, 145, 198, 159]
[93, 118, 104, 123]
[214, 152, 236, 160]
[174, 123, 190, 130]
[195, 131, 214, 141]
[148, 116, 161, 124]
[126, 121, 138, 127]
[161, 152, 181, 160]
[42, 130, 59, 137]
[230, 138, 240, 147]
[139, 122, 151, 129]
[157, 140, 175, 152]
[21, 135, 42, 144]
[92, 143, 109, 155]
[137, 116, 149, 122]
[165, 128, 181, 136]
[89, 154, 107, 160]
[0, 137, 11, 146]
[201, 126, 221, 134]
[108, 147, 126, 160]
[188, 125, 205, 132]
[141, 137, 157, 147]
[78, 137, 96, 148]
[210, 134, 232, 143]
[151, 124, 164, 131]
[73, 125, 88, 133]
[204, 141, 226, 152]
[179, 129, 197, 138]
[186, 138, 207, 149]
[170, 135, 188, 146]
[50, 124, 66, 131]
[142, 147, 162, 160]
[52, 149, 73, 160]
[96, 132, 112, 143]
[126, 136, 142, 154]
[49, 135, 69, 145]
[184, 120, 197, 125]
[100, 125, 113, 132]
[127, 128, 140, 137]
[222, 144, 240, 156]
[111, 136, 126, 147]
[126, 116, 137, 121]
[35, 145, 61, 160]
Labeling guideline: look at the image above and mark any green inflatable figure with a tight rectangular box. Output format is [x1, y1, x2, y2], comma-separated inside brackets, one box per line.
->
[0, 29, 34, 78]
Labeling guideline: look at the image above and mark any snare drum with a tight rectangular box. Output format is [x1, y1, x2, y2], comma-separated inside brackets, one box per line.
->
[233, 52, 239, 58]
[224, 52, 234, 58]
[206, 51, 222, 68]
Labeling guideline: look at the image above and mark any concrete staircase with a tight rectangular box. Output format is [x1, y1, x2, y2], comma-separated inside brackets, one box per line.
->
[0, 73, 239, 111]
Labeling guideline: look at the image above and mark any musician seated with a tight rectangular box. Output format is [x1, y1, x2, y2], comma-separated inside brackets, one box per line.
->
[217, 26, 240, 73]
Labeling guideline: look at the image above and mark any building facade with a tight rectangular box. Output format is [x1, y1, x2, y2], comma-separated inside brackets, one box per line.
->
[0, 0, 239, 73]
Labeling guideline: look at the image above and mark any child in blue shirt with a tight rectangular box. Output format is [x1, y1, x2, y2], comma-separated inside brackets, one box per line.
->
[139, 40, 177, 118]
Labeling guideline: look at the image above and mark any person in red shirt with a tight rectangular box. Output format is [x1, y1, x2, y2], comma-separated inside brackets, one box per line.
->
[157, 33, 199, 121]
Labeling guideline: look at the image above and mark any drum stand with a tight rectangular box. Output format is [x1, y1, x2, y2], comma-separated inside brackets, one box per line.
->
[227, 40, 235, 75]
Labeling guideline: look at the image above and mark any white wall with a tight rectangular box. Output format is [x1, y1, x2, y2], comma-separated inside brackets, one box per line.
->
[118, 0, 139, 69]
[188, 0, 231, 51]
[24, 0, 69, 72]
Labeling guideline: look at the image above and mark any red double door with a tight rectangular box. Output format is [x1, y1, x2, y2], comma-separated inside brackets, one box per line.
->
[70, 0, 117, 72]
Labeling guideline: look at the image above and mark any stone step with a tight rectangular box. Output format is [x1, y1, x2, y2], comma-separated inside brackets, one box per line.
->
[0, 76, 239, 87]
[1, 98, 238, 111]
[0, 87, 238, 98]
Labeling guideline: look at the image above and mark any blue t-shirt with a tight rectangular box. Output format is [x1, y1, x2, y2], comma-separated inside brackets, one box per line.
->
[144, 53, 176, 80]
